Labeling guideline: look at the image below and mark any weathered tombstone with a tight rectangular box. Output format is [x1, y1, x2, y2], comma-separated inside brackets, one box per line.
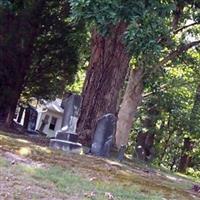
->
[27, 107, 38, 133]
[17, 106, 24, 123]
[50, 139, 82, 153]
[39, 115, 49, 133]
[91, 113, 117, 157]
[56, 131, 78, 143]
[49, 94, 82, 153]
[61, 94, 81, 132]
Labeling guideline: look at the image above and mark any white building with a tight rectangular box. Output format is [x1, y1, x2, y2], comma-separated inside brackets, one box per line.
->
[15, 98, 64, 138]
[36, 98, 64, 138]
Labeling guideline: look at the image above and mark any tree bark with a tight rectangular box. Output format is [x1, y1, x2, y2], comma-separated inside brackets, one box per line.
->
[5, 89, 22, 127]
[115, 67, 144, 149]
[77, 22, 130, 146]
[114, 38, 200, 150]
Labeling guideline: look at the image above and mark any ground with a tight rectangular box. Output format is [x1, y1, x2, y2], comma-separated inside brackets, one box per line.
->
[0, 130, 199, 200]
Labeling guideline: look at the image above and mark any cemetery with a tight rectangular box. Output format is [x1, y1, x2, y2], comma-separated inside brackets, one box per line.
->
[0, 1, 200, 200]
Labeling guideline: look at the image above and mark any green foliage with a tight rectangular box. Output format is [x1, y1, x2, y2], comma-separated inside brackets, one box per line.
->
[22, 0, 85, 100]
[187, 168, 200, 179]
[0, 0, 89, 104]
[70, 0, 174, 57]
[129, 48, 200, 173]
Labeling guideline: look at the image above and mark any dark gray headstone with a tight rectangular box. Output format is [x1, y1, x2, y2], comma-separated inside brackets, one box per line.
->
[50, 94, 82, 153]
[61, 94, 81, 133]
[91, 113, 117, 157]
[17, 106, 24, 123]
[27, 107, 38, 132]
[39, 114, 49, 133]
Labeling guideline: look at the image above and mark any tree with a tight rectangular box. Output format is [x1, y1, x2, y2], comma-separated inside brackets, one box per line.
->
[126, 48, 200, 171]
[70, 0, 176, 146]
[0, 0, 85, 126]
[115, 0, 200, 149]
[0, 0, 47, 126]
[178, 83, 200, 172]
[22, 0, 87, 101]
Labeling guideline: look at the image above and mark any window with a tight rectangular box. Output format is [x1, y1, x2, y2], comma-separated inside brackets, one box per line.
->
[49, 117, 57, 130]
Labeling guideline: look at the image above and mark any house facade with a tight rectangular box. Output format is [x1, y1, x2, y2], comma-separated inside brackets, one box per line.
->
[36, 99, 63, 137]
[15, 98, 64, 138]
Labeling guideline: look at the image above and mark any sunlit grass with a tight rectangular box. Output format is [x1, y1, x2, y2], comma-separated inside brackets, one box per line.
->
[0, 130, 199, 200]
[18, 147, 32, 156]
[25, 165, 162, 200]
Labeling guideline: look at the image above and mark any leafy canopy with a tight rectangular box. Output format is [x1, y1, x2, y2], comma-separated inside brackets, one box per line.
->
[70, 0, 173, 56]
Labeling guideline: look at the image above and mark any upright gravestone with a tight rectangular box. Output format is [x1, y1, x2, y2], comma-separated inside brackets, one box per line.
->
[91, 113, 117, 157]
[17, 106, 24, 123]
[27, 107, 38, 133]
[61, 94, 81, 132]
[50, 94, 82, 153]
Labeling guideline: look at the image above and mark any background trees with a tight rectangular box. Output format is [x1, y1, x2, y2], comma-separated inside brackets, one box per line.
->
[127, 49, 200, 174]
[0, 0, 87, 126]
[116, 0, 200, 149]
[0, 0, 47, 126]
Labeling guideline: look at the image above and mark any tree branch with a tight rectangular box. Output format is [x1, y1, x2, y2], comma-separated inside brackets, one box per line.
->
[155, 40, 200, 70]
[173, 22, 200, 34]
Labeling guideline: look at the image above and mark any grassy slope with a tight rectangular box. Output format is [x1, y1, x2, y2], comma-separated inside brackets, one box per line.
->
[0, 131, 199, 200]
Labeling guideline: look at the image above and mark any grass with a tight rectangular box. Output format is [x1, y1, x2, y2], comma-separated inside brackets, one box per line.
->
[21, 164, 162, 200]
[0, 154, 162, 200]
[0, 130, 199, 200]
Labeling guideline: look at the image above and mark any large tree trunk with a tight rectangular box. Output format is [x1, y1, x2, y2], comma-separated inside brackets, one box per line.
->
[115, 67, 144, 149]
[4, 89, 22, 127]
[77, 22, 130, 146]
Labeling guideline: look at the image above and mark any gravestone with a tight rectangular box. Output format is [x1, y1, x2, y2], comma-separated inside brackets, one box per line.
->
[39, 115, 49, 133]
[23, 106, 38, 134]
[50, 94, 82, 153]
[17, 106, 24, 123]
[27, 107, 38, 132]
[135, 132, 155, 162]
[91, 113, 117, 157]
[61, 94, 81, 132]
